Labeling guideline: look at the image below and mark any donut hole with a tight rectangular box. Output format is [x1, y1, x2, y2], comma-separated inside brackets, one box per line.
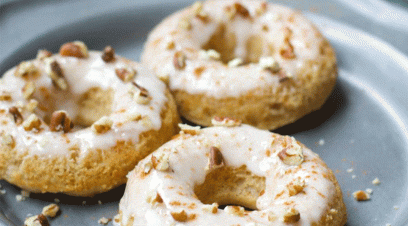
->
[201, 24, 264, 65]
[36, 87, 113, 128]
[194, 165, 265, 210]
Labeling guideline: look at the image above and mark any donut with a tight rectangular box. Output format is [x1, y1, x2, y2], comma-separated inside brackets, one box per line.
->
[115, 121, 347, 225]
[0, 42, 180, 196]
[141, 0, 337, 130]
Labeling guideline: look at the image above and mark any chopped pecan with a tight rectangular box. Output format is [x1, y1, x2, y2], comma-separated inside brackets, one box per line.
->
[24, 214, 49, 226]
[281, 208, 300, 223]
[36, 49, 52, 60]
[15, 61, 40, 79]
[59, 41, 89, 58]
[92, 116, 113, 134]
[22, 81, 36, 99]
[22, 114, 42, 131]
[45, 60, 68, 90]
[171, 210, 188, 222]
[49, 110, 74, 133]
[173, 51, 186, 70]
[101, 46, 115, 62]
[115, 66, 136, 82]
[9, 106, 23, 124]
[42, 203, 59, 218]
[206, 146, 225, 170]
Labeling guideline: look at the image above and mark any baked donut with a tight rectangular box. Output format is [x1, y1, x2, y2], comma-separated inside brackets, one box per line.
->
[0, 42, 180, 196]
[115, 120, 347, 225]
[141, 0, 337, 130]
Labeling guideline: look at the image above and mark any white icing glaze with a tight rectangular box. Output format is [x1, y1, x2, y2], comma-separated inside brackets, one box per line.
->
[142, 0, 326, 98]
[117, 125, 337, 225]
[0, 51, 167, 158]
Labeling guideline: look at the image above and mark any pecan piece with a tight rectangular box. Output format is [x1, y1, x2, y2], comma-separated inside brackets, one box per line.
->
[102, 46, 115, 62]
[42, 203, 60, 218]
[22, 81, 36, 99]
[49, 110, 74, 133]
[115, 66, 136, 82]
[59, 41, 89, 58]
[173, 51, 186, 70]
[206, 146, 225, 170]
[45, 60, 68, 90]
[281, 208, 300, 223]
[15, 62, 40, 79]
[9, 106, 23, 124]
[24, 214, 49, 226]
[92, 116, 113, 134]
[36, 49, 52, 60]
[22, 114, 42, 131]
[171, 210, 188, 222]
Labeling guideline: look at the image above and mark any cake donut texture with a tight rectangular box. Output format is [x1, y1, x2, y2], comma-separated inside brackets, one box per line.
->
[142, 0, 337, 130]
[115, 121, 347, 225]
[0, 42, 180, 196]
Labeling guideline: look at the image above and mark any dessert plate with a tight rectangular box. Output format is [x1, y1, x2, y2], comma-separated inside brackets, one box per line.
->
[1, 0, 408, 225]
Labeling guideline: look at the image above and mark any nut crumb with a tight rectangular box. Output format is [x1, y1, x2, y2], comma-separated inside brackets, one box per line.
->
[59, 41, 89, 58]
[22, 82, 36, 99]
[0, 189, 6, 195]
[152, 152, 170, 171]
[225, 3, 250, 19]
[1, 133, 15, 148]
[206, 146, 225, 170]
[281, 208, 300, 223]
[9, 106, 23, 124]
[346, 168, 354, 173]
[22, 114, 42, 131]
[287, 178, 305, 196]
[24, 214, 49, 226]
[26, 99, 39, 112]
[115, 66, 136, 82]
[98, 217, 111, 225]
[45, 59, 68, 90]
[202, 203, 218, 214]
[146, 190, 163, 206]
[224, 206, 245, 216]
[278, 140, 304, 166]
[49, 110, 74, 133]
[0, 91, 12, 101]
[372, 177, 380, 185]
[259, 56, 280, 73]
[102, 46, 115, 62]
[173, 51, 186, 70]
[365, 188, 373, 194]
[15, 61, 39, 79]
[92, 116, 113, 134]
[227, 58, 243, 67]
[199, 49, 221, 60]
[36, 50, 53, 60]
[178, 123, 201, 135]
[131, 82, 151, 105]
[352, 190, 370, 201]
[42, 204, 59, 218]
[211, 116, 242, 127]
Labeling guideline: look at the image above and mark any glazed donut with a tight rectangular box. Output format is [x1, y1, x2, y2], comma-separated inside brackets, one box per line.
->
[141, 0, 337, 130]
[115, 121, 347, 225]
[0, 42, 180, 196]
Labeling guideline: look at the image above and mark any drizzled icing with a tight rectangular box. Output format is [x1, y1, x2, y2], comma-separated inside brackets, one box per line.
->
[0, 51, 167, 158]
[117, 125, 338, 225]
[142, 0, 326, 98]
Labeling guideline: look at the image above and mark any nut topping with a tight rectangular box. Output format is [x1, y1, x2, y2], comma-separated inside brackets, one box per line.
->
[352, 190, 370, 201]
[173, 51, 186, 70]
[227, 58, 243, 67]
[9, 106, 23, 124]
[281, 208, 300, 223]
[202, 203, 218, 214]
[131, 82, 151, 105]
[45, 60, 68, 90]
[15, 61, 40, 79]
[211, 116, 242, 127]
[278, 139, 304, 166]
[146, 190, 163, 205]
[206, 146, 225, 170]
[226, 3, 250, 19]
[49, 110, 74, 133]
[92, 116, 113, 134]
[171, 209, 188, 222]
[36, 49, 52, 60]
[199, 49, 221, 60]
[178, 123, 201, 135]
[0, 91, 12, 101]
[101, 46, 115, 62]
[151, 152, 170, 171]
[26, 99, 39, 112]
[22, 114, 42, 131]
[259, 56, 280, 73]
[115, 66, 136, 82]
[192, 1, 208, 21]
[287, 178, 306, 196]
[224, 205, 245, 216]
[59, 41, 89, 58]
[22, 81, 36, 99]
[256, 2, 268, 16]
[42, 203, 60, 218]
[24, 214, 49, 226]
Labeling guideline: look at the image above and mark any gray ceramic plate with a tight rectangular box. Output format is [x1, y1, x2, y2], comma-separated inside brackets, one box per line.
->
[1, 0, 408, 225]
